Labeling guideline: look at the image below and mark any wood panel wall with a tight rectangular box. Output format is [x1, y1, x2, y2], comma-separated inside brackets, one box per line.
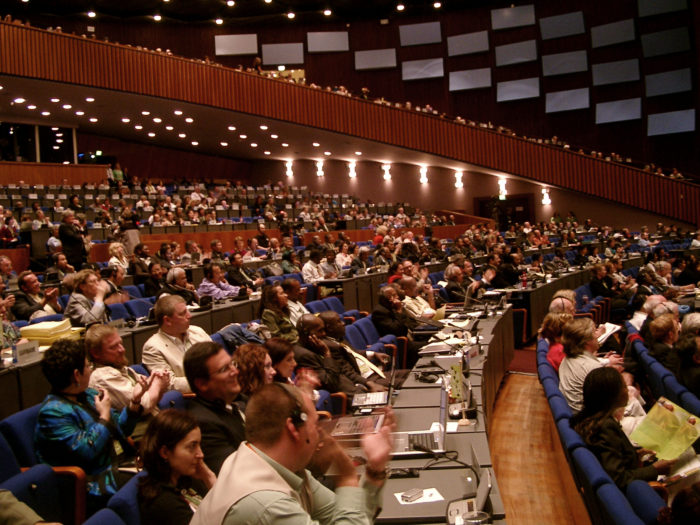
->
[0, 161, 108, 185]
[1, 21, 698, 226]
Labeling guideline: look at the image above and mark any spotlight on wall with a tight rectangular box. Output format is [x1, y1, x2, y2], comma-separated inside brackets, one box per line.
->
[498, 177, 507, 200]
[316, 160, 324, 177]
[541, 187, 551, 205]
[348, 160, 357, 178]
[285, 160, 294, 178]
[454, 170, 463, 189]
[382, 163, 392, 181]
[419, 166, 428, 184]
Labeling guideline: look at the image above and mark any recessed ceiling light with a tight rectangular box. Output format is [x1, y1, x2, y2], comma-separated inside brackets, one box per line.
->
[396, 4, 405, 11]
[281, 143, 289, 147]
[250, 143, 258, 147]
[165, 125, 174, 130]
[75, 110, 84, 115]
[174, 110, 183, 115]
[121, 118, 130, 123]
[56, 139, 64, 143]
[53, 145, 60, 150]
[13, 98, 26, 104]
[433, 1, 442, 8]
[89, 117, 98, 122]
[220, 142, 228, 147]
[270, 134, 278, 139]
[278, 65, 286, 71]
[239, 134, 247, 139]
[141, 111, 150, 116]
[135, 125, 143, 130]
[178, 133, 186, 138]
[215, 18, 223, 25]
[191, 141, 199, 146]
[355, 151, 362, 155]
[87, 10, 96, 18]
[27, 105, 36, 110]
[227, 0, 235, 6]
[51, 127, 59, 131]
[323, 9, 332, 16]
[153, 117, 162, 123]
[324, 151, 331, 156]
[260, 125, 268, 130]
[264, 0, 271, 3]
[287, 12, 295, 19]
[62, 104, 72, 109]
[312, 142, 320, 147]
[227, 125, 236, 131]
[41, 111, 50, 116]
[0, 85, 3, 90]
[148, 132, 156, 137]
[56, 133, 63, 137]
[264, 151, 271, 155]
[153, 14, 162, 21]
[50, 98, 59, 103]
[85, 97, 95, 102]
[185, 117, 193, 123]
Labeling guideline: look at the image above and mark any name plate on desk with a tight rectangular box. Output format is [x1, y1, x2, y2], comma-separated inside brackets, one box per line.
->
[109, 319, 126, 329]
[17, 341, 41, 365]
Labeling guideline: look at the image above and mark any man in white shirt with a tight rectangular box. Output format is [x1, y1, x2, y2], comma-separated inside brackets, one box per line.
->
[142, 295, 211, 392]
[302, 250, 326, 283]
[281, 278, 309, 326]
[399, 276, 436, 320]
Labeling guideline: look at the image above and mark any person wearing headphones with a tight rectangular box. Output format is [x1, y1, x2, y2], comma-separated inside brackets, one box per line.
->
[191, 382, 394, 525]
[157, 267, 199, 306]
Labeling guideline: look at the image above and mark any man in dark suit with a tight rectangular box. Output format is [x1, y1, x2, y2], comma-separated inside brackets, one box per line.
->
[184, 340, 246, 475]
[371, 285, 423, 366]
[293, 314, 341, 393]
[11, 271, 62, 321]
[226, 253, 263, 290]
[58, 210, 86, 270]
[350, 246, 371, 275]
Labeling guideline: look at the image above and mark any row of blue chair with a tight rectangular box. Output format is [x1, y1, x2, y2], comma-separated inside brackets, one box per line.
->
[625, 322, 700, 416]
[305, 296, 366, 323]
[536, 338, 667, 525]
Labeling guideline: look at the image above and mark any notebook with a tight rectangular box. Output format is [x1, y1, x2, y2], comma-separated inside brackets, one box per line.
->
[390, 383, 448, 457]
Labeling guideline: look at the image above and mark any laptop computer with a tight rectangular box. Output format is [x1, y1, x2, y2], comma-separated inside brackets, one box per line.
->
[329, 413, 385, 438]
[390, 383, 448, 457]
[351, 353, 396, 408]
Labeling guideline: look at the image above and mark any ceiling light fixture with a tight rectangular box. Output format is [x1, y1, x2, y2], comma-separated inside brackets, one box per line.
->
[270, 134, 278, 139]
[227, 0, 235, 6]
[153, 117, 162, 123]
[153, 14, 162, 21]
[165, 125, 174, 131]
[396, 4, 405, 12]
[191, 141, 199, 146]
[62, 104, 72, 109]
[13, 98, 25, 104]
[220, 142, 228, 147]
[121, 118, 130, 123]
[250, 143, 258, 148]
[227, 125, 236, 131]
[324, 151, 331, 156]
[134, 125, 143, 130]
[281, 143, 289, 147]
[75, 110, 84, 115]
[264, 151, 271, 155]
[287, 12, 295, 19]
[87, 10, 96, 18]
[174, 110, 183, 115]
[141, 111, 150, 115]
[50, 98, 59, 103]
[323, 9, 332, 16]
[239, 134, 247, 139]
[215, 18, 223, 25]
[312, 142, 320, 147]
[355, 151, 362, 156]
[85, 97, 95, 102]
[260, 125, 268, 130]
[27, 105, 37, 110]
[89, 117, 98, 122]
[178, 133, 186, 138]
[185, 117, 194, 123]
[148, 132, 156, 137]
[433, 1, 442, 8]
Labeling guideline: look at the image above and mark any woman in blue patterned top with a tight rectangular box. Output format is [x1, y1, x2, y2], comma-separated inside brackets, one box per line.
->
[35, 338, 150, 511]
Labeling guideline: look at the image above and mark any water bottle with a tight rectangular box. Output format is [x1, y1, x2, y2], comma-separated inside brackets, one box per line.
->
[11, 343, 18, 364]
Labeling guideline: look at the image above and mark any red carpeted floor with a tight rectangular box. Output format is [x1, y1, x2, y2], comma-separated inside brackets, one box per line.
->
[507, 344, 537, 374]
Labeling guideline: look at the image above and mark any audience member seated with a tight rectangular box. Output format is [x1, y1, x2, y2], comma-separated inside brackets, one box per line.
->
[399, 276, 437, 320]
[197, 262, 241, 300]
[103, 264, 130, 304]
[44, 253, 75, 282]
[232, 343, 276, 397]
[191, 383, 392, 525]
[179, 239, 202, 265]
[676, 333, 700, 397]
[130, 243, 152, 284]
[281, 278, 308, 326]
[541, 312, 574, 372]
[320, 310, 388, 393]
[143, 262, 166, 298]
[138, 409, 217, 525]
[86, 324, 168, 419]
[336, 242, 354, 268]
[0, 255, 17, 289]
[184, 341, 246, 475]
[280, 249, 301, 274]
[260, 283, 298, 344]
[108, 242, 130, 273]
[64, 269, 110, 326]
[293, 314, 342, 393]
[558, 317, 623, 414]
[265, 338, 298, 385]
[301, 250, 326, 283]
[152, 242, 176, 271]
[11, 270, 62, 321]
[1, 297, 26, 348]
[35, 339, 147, 510]
[226, 253, 263, 290]
[372, 285, 422, 366]
[320, 247, 341, 277]
[142, 295, 211, 393]
[548, 290, 576, 315]
[0, 489, 52, 525]
[648, 313, 681, 374]
[443, 263, 467, 302]
[350, 246, 371, 275]
[572, 368, 673, 490]
[157, 267, 199, 306]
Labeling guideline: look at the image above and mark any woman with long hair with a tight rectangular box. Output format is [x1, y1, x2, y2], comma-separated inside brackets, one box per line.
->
[259, 284, 298, 343]
[264, 337, 297, 384]
[233, 344, 275, 396]
[138, 410, 216, 525]
[572, 368, 674, 490]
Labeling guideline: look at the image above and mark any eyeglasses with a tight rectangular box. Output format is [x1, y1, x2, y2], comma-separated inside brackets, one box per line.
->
[215, 360, 238, 375]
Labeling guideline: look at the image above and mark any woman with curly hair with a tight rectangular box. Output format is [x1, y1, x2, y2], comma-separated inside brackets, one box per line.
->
[259, 284, 298, 343]
[138, 409, 216, 525]
[232, 344, 275, 396]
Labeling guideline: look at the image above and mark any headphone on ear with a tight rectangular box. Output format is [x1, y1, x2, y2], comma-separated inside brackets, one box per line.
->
[273, 383, 308, 427]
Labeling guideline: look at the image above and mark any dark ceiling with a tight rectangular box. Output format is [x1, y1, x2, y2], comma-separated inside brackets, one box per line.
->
[4, 1, 500, 25]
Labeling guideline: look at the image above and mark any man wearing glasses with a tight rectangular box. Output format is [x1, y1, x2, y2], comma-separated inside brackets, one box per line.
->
[184, 341, 246, 475]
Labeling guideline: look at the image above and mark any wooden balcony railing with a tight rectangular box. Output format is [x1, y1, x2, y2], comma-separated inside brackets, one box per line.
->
[1, 21, 697, 226]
